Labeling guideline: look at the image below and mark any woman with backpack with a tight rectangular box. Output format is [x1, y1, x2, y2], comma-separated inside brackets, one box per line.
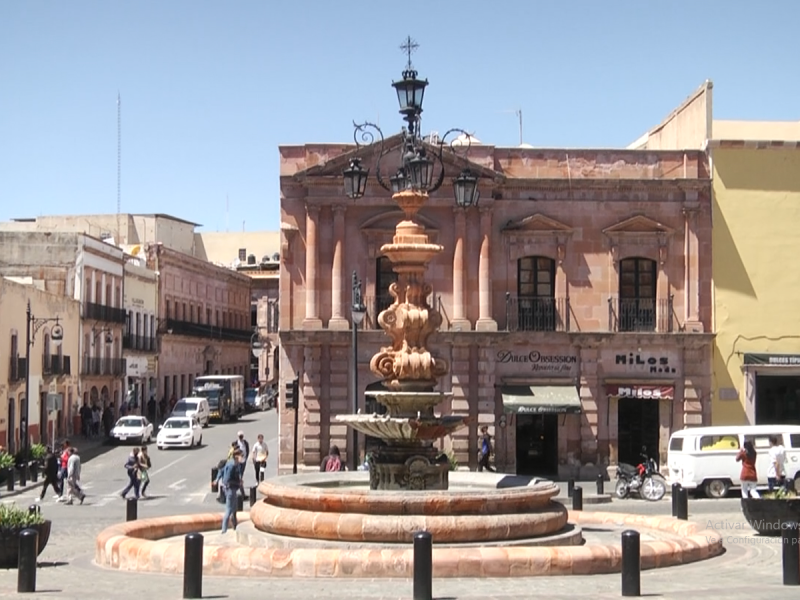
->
[320, 445, 345, 472]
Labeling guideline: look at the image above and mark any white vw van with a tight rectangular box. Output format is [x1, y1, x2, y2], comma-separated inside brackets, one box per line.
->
[667, 425, 800, 498]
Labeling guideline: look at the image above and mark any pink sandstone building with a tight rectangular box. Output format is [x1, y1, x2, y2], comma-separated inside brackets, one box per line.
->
[278, 137, 713, 479]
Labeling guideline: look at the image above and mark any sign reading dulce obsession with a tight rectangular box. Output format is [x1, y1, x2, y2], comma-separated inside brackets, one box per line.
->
[495, 350, 577, 374]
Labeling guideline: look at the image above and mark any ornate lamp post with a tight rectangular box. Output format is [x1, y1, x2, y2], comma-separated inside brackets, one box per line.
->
[22, 300, 64, 486]
[350, 271, 367, 471]
[338, 37, 481, 490]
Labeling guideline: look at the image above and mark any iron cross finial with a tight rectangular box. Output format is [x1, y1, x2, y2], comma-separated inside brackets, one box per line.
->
[400, 35, 419, 70]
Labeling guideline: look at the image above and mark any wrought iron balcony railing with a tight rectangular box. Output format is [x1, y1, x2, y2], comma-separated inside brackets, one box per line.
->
[608, 296, 674, 333]
[83, 301, 127, 324]
[163, 319, 252, 343]
[505, 294, 570, 332]
[81, 356, 126, 376]
[8, 356, 26, 382]
[122, 334, 156, 352]
[43, 354, 71, 376]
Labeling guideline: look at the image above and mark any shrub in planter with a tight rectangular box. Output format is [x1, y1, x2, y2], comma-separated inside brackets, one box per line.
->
[741, 490, 800, 537]
[30, 444, 46, 463]
[0, 503, 51, 569]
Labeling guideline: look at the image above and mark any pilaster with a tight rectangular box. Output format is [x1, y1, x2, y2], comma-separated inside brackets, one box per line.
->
[327, 343, 350, 460]
[476, 207, 497, 331]
[451, 209, 470, 331]
[329, 205, 349, 330]
[303, 205, 323, 330]
[302, 344, 322, 466]
[683, 198, 703, 332]
[449, 339, 472, 466]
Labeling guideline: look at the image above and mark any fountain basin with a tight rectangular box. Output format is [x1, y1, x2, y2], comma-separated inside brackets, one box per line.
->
[335, 414, 469, 441]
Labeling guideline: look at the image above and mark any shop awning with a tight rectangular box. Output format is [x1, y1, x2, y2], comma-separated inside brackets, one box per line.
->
[501, 385, 582, 415]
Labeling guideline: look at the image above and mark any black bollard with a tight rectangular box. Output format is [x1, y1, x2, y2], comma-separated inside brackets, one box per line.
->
[17, 528, 38, 593]
[30, 464, 38, 483]
[183, 532, 204, 599]
[28, 504, 40, 517]
[567, 479, 575, 498]
[7, 467, 15, 492]
[126, 497, 138, 522]
[621, 529, 641, 597]
[210, 467, 219, 493]
[671, 483, 681, 517]
[573, 486, 583, 511]
[413, 531, 433, 600]
[20, 464, 27, 488]
[236, 491, 244, 513]
[676, 486, 689, 520]
[249, 486, 257, 507]
[783, 522, 800, 585]
[596, 473, 604, 495]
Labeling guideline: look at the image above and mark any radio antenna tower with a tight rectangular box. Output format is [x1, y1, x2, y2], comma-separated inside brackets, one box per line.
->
[116, 92, 122, 242]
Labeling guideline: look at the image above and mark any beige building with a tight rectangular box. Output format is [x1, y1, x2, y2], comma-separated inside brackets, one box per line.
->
[122, 252, 158, 412]
[1, 277, 81, 452]
[0, 231, 127, 425]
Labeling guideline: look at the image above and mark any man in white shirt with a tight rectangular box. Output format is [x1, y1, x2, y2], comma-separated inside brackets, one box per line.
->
[768, 436, 787, 491]
[252, 434, 269, 482]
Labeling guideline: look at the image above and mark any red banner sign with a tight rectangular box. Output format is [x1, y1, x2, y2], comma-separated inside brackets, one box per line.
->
[606, 384, 674, 400]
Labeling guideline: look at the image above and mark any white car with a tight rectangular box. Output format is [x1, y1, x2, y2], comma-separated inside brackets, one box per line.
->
[111, 416, 154, 445]
[156, 417, 203, 450]
[255, 389, 275, 411]
[170, 398, 210, 427]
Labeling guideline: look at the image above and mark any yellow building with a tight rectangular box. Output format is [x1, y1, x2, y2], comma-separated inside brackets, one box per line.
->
[0, 277, 81, 453]
[709, 120, 800, 424]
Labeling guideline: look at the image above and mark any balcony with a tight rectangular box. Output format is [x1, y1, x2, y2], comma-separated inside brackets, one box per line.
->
[84, 301, 127, 324]
[82, 356, 126, 376]
[8, 356, 26, 382]
[505, 295, 570, 332]
[163, 319, 252, 343]
[122, 334, 156, 352]
[608, 296, 673, 333]
[43, 355, 71, 376]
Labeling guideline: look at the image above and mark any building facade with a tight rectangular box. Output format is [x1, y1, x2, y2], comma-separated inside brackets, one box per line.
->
[122, 253, 158, 412]
[0, 277, 81, 452]
[145, 243, 252, 403]
[708, 121, 800, 425]
[0, 231, 126, 430]
[278, 138, 714, 478]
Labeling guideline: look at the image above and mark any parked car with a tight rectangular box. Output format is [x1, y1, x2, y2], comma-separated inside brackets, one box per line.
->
[255, 388, 275, 411]
[170, 398, 210, 428]
[110, 416, 154, 445]
[156, 417, 203, 450]
[244, 388, 258, 412]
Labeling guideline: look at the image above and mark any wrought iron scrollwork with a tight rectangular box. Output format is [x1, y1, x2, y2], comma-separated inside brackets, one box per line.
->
[352, 121, 392, 193]
[425, 128, 474, 194]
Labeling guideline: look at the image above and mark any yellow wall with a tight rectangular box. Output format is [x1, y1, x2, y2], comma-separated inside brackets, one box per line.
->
[712, 148, 800, 423]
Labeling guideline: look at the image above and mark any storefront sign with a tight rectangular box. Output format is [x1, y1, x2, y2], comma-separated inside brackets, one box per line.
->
[614, 353, 676, 374]
[126, 356, 148, 378]
[743, 353, 800, 366]
[496, 349, 577, 374]
[606, 384, 674, 399]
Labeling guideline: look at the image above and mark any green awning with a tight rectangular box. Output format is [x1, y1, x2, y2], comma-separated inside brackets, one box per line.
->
[501, 385, 582, 415]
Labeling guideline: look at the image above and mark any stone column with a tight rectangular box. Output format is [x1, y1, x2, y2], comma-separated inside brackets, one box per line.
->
[303, 205, 322, 329]
[329, 204, 348, 330]
[683, 198, 703, 331]
[476, 207, 497, 331]
[451, 209, 470, 330]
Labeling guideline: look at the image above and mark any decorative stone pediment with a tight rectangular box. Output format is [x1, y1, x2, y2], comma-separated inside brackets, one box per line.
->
[603, 215, 674, 264]
[502, 213, 573, 263]
[602, 215, 674, 236]
[361, 210, 439, 259]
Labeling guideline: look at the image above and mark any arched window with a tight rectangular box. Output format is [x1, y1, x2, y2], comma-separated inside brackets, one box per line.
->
[517, 256, 556, 331]
[618, 257, 657, 332]
[375, 256, 398, 315]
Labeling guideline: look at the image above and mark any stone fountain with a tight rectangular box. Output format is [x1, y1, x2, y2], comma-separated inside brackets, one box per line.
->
[336, 188, 469, 491]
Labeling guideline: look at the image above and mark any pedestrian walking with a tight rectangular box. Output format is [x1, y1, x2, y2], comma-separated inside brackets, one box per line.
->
[236, 431, 249, 480]
[736, 440, 760, 498]
[38, 447, 61, 502]
[768, 435, 788, 491]
[477, 425, 495, 472]
[65, 447, 85, 505]
[120, 447, 142, 500]
[57, 440, 71, 502]
[252, 434, 268, 482]
[139, 447, 152, 498]
[220, 450, 243, 534]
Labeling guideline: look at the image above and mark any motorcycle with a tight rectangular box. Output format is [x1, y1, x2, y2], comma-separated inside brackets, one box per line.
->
[615, 449, 666, 501]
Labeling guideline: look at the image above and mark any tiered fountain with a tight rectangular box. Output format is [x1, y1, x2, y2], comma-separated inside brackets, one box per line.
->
[335, 188, 469, 491]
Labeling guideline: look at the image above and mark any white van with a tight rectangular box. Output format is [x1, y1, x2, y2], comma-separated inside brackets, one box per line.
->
[171, 397, 210, 428]
[667, 425, 800, 498]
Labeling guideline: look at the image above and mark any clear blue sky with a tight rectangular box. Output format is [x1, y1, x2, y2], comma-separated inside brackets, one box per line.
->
[1, 1, 798, 232]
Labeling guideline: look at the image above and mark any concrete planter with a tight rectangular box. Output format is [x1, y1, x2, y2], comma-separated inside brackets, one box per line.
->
[741, 498, 800, 537]
[0, 521, 52, 569]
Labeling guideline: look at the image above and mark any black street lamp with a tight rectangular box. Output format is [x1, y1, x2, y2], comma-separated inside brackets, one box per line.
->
[350, 271, 367, 471]
[341, 36, 482, 208]
[22, 300, 64, 486]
